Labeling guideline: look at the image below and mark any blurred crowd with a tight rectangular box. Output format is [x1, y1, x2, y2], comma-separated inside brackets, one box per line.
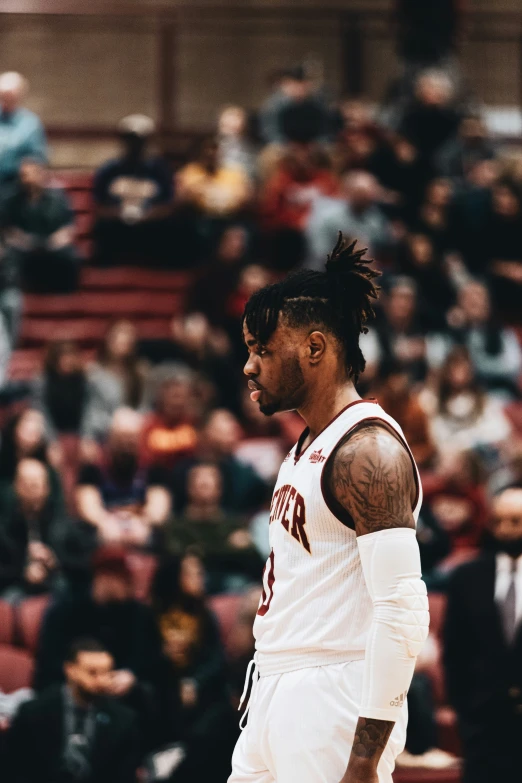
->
[0, 2, 522, 779]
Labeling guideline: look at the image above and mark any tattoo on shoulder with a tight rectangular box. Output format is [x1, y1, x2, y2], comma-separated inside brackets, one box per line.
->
[351, 717, 394, 760]
[329, 425, 416, 536]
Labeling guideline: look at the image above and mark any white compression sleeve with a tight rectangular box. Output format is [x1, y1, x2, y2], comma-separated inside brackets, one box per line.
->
[357, 527, 430, 722]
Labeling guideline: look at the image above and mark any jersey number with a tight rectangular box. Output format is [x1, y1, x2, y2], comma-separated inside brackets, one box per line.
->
[257, 550, 275, 616]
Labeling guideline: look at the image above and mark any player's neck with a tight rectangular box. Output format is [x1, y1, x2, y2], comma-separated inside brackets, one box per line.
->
[298, 381, 361, 440]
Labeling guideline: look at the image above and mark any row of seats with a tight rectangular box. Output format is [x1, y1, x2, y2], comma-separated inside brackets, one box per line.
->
[10, 170, 194, 365]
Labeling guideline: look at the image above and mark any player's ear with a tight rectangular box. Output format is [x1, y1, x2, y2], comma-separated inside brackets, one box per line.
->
[307, 331, 327, 365]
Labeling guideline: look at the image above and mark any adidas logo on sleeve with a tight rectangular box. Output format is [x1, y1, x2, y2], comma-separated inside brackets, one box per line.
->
[389, 691, 408, 707]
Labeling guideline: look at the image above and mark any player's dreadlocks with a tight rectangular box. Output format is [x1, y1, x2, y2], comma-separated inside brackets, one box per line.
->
[243, 233, 380, 382]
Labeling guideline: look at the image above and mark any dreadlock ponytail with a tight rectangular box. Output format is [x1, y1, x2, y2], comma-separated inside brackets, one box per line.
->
[243, 232, 380, 382]
[325, 232, 380, 379]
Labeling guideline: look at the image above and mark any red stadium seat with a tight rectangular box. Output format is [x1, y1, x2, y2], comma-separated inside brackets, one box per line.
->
[20, 317, 172, 347]
[209, 593, 243, 651]
[7, 349, 43, 380]
[394, 768, 460, 783]
[0, 601, 14, 645]
[17, 594, 51, 653]
[74, 212, 94, 238]
[68, 189, 93, 213]
[125, 552, 158, 602]
[81, 267, 192, 292]
[55, 171, 93, 191]
[0, 645, 34, 693]
[23, 291, 182, 318]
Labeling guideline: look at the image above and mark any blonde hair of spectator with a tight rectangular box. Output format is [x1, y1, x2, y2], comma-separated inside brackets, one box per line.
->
[415, 69, 454, 104]
[118, 114, 156, 137]
[218, 105, 247, 136]
[0, 71, 29, 98]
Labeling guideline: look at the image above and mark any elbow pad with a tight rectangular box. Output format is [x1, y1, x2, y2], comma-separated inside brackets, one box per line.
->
[357, 527, 429, 721]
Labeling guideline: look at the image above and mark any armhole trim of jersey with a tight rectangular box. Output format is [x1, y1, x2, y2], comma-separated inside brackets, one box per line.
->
[320, 417, 420, 530]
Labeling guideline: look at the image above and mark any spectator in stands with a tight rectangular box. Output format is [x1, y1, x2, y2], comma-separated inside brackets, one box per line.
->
[373, 277, 429, 382]
[0, 72, 47, 201]
[421, 346, 512, 456]
[332, 99, 385, 174]
[444, 487, 522, 783]
[449, 280, 522, 399]
[152, 552, 208, 612]
[32, 340, 89, 440]
[140, 314, 240, 413]
[373, 360, 436, 469]
[3, 157, 79, 293]
[259, 65, 331, 145]
[413, 177, 453, 253]
[436, 113, 495, 184]
[172, 408, 268, 514]
[6, 637, 140, 783]
[167, 462, 263, 594]
[446, 159, 500, 276]
[398, 70, 462, 174]
[0, 408, 64, 511]
[217, 105, 258, 182]
[34, 546, 162, 700]
[261, 143, 339, 269]
[395, 0, 461, 70]
[188, 225, 249, 329]
[227, 585, 261, 706]
[93, 114, 173, 266]
[141, 372, 199, 471]
[396, 233, 455, 321]
[0, 458, 72, 600]
[76, 408, 171, 549]
[176, 135, 252, 254]
[151, 562, 237, 782]
[423, 449, 489, 557]
[482, 178, 522, 316]
[83, 320, 147, 445]
[306, 170, 395, 270]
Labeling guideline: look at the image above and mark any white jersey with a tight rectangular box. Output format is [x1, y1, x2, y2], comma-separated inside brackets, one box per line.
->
[254, 399, 422, 678]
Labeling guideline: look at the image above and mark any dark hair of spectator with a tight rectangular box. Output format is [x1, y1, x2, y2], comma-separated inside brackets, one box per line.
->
[151, 552, 204, 617]
[438, 345, 485, 417]
[243, 233, 380, 382]
[44, 339, 82, 375]
[0, 411, 48, 482]
[65, 636, 109, 663]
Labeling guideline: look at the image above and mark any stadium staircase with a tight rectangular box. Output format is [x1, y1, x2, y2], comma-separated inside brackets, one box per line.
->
[8, 171, 192, 382]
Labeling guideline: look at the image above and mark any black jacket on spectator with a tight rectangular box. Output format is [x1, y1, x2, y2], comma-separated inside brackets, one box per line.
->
[34, 595, 162, 691]
[0, 494, 72, 593]
[5, 685, 140, 783]
[399, 103, 461, 166]
[152, 600, 237, 782]
[444, 554, 522, 783]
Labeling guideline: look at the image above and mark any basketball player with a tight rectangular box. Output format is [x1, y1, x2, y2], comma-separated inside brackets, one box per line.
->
[229, 234, 429, 783]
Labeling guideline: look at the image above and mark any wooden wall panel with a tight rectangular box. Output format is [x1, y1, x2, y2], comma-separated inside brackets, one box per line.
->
[175, 17, 342, 128]
[0, 17, 158, 125]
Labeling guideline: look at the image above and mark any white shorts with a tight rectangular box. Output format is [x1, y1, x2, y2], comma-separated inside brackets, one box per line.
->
[229, 660, 407, 783]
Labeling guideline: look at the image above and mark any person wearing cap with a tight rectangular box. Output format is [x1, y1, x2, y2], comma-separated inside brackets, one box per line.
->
[0, 72, 47, 200]
[93, 114, 173, 266]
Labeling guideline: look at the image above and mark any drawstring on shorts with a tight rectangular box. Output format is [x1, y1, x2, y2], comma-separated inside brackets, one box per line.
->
[238, 655, 259, 730]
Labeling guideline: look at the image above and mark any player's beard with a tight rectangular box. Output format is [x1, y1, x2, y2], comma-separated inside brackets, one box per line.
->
[259, 356, 306, 416]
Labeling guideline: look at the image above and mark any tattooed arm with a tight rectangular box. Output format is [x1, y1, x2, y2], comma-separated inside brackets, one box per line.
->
[326, 424, 418, 783]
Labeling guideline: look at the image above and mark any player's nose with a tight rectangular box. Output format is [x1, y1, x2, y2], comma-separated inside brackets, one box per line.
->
[243, 353, 258, 376]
